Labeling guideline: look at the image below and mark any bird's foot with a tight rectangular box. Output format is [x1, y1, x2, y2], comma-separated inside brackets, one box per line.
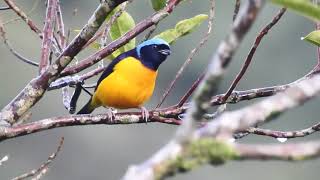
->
[139, 106, 149, 123]
[107, 108, 117, 123]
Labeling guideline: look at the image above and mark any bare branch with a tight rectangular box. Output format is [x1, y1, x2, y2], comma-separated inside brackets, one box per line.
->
[0, 112, 182, 142]
[60, 0, 182, 76]
[156, 0, 215, 108]
[4, 0, 42, 35]
[122, 1, 266, 179]
[56, 0, 66, 49]
[49, 66, 104, 90]
[0, 6, 10, 10]
[236, 141, 320, 161]
[0, 19, 39, 67]
[0, 0, 128, 125]
[39, 0, 58, 74]
[11, 137, 64, 180]
[222, 8, 286, 103]
[233, 0, 241, 21]
[177, 72, 205, 107]
[242, 122, 320, 139]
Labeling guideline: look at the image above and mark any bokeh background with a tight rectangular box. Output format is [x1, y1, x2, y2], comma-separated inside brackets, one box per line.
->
[0, 0, 319, 179]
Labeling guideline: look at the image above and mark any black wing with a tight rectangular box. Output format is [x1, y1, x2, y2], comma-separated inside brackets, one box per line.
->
[95, 48, 139, 91]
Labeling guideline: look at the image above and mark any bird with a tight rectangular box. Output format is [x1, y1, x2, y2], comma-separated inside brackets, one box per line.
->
[77, 38, 171, 122]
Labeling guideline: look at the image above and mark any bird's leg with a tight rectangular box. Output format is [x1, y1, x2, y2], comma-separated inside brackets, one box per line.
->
[138, 106, 149, 123]
[106, 107, 117, 122]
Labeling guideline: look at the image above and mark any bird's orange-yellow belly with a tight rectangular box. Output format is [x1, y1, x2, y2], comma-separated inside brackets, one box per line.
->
[92, 58, 157, 109]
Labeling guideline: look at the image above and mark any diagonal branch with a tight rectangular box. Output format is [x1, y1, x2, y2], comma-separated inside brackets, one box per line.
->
[155, 0, 215, 108]
[4, 0, 42, 35]
[221, 7, 286, 103]
[60, 0, 182, 76]
[11, 137, 64, 180]
[0, 0, 128, 126]
[122, 1, 266, 179]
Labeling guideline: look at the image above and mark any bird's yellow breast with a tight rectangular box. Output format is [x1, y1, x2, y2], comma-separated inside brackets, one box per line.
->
[92, 57, 157, 109]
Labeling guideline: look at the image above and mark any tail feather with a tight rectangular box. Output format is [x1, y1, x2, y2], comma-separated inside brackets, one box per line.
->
[77, 99, 95, 114]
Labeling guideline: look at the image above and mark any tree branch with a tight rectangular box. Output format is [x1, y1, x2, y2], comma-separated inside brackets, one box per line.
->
[11, 137, 64, 180]
[155, 0, 215, 108]
[0, 0, 127, 126]
[221, 7, 286, 102]
[39, 0, 58, 74]
[236, 141, 320, 161]
[60, 0, 182, 76]
[122, 1, 266, 179]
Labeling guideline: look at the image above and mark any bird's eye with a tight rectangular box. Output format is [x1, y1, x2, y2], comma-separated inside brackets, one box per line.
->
[153, 45, 157, 49]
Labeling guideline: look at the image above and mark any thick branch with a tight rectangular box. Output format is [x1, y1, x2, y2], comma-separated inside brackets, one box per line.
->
[236, 142, 320, 161]
[0, 0, 127, 125]
[0, 112, 180, 142]
[122, 1, 266, 179]
[60, 0, 182, 76]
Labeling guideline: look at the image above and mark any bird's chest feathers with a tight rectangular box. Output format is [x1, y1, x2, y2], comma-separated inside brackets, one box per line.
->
[95, 58, 157, 108]
[114, 58, 157, 86]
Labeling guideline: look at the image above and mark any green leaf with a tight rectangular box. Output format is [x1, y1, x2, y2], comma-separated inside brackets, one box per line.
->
[302, 30, 320, 46]
[270, 0, 320, 21]
[151, 0, 166, 11]
[154, 14, 208, 44]
[106, 7, 136, 59]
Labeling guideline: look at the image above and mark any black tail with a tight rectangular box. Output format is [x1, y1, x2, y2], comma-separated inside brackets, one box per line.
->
[77, 99, 95, 114]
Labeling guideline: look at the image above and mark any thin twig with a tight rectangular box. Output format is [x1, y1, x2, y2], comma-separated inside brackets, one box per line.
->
[56, 0, 66, 49]
[4, 0, 41, 35]
[3, 0, 40, 25]
[143, 22, 159, 41]
[242, 122, 320, 139]
[101, 2, 128, 47]
[11, 137, 64, 180]
[82, 2, 128, 50]
[0, 18, 39, 67]
[0, 0, 128, 125]
[177, 72, 205, 107]
[39, 0, 58, 74]
[4, 0, 61, 56]
[0, 6, 10, 10]
[60, 0, 182, 76]
[221, 8, 286, 103]
[233, 0, 241, 21]
[49, 66, 104, 90]
[155, 0, 215, 108]
[122, 1, 266, 179]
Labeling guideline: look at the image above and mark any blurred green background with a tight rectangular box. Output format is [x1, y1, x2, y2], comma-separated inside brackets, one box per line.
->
[1, 0, 320, 179]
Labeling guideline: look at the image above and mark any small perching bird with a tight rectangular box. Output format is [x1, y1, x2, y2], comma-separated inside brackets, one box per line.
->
[77, 38, 171, 121]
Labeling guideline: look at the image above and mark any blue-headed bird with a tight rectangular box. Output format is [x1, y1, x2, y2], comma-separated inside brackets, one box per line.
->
[77, 38, 171, 121]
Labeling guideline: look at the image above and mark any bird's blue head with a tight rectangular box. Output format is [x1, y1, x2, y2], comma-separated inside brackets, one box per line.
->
[136, 38, 171, 70]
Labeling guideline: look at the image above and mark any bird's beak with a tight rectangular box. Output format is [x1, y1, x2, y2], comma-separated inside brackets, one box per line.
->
[159, 49, 171, 56]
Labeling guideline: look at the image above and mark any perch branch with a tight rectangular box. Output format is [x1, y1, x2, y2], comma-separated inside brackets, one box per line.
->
[122, 1, 266, 179]
[0, 0, 128, 126]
